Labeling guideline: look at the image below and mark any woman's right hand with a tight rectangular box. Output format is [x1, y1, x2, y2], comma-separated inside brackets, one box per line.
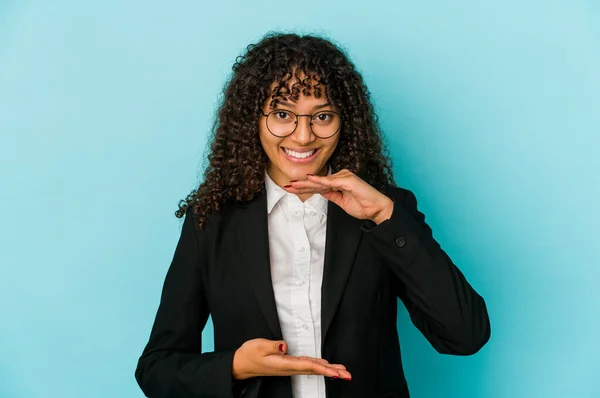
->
[232, 338, 352, 380]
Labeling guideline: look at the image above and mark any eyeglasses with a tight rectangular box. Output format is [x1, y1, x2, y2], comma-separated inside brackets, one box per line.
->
[261, 109, 342, 139]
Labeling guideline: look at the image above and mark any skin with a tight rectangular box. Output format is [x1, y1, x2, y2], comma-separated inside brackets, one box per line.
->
[258, 90, 340, 202]
[232, 82, 394, 382]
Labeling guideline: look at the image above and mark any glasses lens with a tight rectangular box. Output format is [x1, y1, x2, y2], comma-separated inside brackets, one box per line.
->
[267, 110, 296, 137]
[311, 111, 341, 138]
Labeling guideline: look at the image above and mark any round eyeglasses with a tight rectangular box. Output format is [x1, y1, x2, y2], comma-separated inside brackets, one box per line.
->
[261, 109, 342, 139]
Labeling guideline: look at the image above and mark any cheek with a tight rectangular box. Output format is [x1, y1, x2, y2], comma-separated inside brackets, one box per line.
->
[322, 137, 340, 156]
[258, 123, 272, 147]
[258, 125, 281, 159]
[258, 119, 267, 143]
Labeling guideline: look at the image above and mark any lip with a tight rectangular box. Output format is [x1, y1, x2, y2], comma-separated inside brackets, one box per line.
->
[280, 147, 320, 163]
[282, 146, 319, 153]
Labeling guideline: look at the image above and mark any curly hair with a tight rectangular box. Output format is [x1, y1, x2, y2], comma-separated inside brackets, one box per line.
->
[176, 32, 395, 229]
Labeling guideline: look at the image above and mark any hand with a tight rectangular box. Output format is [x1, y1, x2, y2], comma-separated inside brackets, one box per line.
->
[232, 338, 352, 381]
[285, 169, 394, 224]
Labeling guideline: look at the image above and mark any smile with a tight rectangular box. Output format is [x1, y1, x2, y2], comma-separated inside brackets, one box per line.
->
[280, 147, 320, 164]
[282, 147, 319, 159]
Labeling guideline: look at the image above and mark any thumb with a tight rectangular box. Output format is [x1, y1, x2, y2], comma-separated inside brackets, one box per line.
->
[322, 190, 343, 207]
[271, 340, 287, 355]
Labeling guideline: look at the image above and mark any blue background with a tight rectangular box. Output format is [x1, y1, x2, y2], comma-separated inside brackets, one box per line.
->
[1, 1, 598, 397]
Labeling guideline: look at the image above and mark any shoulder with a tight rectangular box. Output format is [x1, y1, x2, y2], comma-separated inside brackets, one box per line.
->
[382, 185, 426, 223]
[184, 199, 249, 240]
[183, 204, 224, 239]
[383, 185, 417, 206]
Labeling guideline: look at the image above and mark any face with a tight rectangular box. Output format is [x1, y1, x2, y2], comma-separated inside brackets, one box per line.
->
[259, 89, 341, 188]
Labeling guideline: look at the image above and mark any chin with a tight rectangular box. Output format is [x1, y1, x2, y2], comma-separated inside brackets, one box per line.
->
[295, 163, 324, 176]
[284, 168, 313, 180]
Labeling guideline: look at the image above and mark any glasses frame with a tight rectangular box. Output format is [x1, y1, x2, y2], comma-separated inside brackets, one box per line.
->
[260, 109, 342, 139]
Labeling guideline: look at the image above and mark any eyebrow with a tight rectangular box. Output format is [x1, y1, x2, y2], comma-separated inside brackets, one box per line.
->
[276, 100, 333, 111]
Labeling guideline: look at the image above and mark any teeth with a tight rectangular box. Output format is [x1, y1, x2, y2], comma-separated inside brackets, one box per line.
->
[283, 148, 316, 159]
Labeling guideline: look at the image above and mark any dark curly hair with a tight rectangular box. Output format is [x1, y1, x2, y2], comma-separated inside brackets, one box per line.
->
[176, 32, 395, 229]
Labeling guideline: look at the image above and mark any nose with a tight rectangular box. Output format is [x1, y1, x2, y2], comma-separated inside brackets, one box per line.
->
[290, 115, 316, 145]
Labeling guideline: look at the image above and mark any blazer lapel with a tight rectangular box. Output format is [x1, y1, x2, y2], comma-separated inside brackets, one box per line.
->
[321, 202, 364, 345]
[234, 194, 364, 344]
[235, 193, 283, 339]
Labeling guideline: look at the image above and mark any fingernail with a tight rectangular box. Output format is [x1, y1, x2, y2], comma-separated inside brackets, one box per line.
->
[289, 180, 298, 182]
[279, 344, 284, 352]
[331, 376, 338, 379]
[344, 378, 351, 381]
[283, 185, 292, 188]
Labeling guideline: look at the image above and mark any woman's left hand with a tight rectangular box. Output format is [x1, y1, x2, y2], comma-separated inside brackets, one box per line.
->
[284, 169, 394, 225]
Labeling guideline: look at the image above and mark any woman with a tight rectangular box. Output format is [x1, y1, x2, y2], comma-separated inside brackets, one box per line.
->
[135, 32, 490, 398]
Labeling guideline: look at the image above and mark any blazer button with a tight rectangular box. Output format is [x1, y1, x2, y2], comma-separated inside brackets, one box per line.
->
[395, 236, 406, 248]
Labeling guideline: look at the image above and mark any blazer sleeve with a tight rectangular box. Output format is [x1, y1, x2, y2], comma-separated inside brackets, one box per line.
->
[135, 207, 241, 398]
[363, 187, 491, 355]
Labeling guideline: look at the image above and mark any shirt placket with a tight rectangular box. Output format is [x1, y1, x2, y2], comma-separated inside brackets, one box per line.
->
[305, 204, 325, 397]
[288, 201, 318, 396]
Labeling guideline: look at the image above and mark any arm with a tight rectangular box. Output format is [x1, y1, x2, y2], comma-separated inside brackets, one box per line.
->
[134, 208, 349, 397]
[134, 208, 239, 398]
[364, 188, 491, 355]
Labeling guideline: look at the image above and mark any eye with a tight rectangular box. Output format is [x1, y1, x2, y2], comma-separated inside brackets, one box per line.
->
[314, 112, 334, 123]
[273, 110, 292, 120]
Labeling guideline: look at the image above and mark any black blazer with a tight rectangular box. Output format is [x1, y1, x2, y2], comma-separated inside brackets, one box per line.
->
[135, 185, 490, 398]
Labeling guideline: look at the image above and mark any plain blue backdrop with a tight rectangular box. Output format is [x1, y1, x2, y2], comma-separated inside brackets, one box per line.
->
[1, 1, 599, 397]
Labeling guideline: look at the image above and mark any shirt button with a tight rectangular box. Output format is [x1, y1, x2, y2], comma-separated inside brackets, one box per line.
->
[296, 280, 305, 286]
[300, 247, 306, 253]
[310, 211, 316, 216]
[307, 375, 313, 379]
[303, 324, 309, 330]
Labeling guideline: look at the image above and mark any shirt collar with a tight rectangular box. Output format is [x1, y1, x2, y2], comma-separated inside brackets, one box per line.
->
[264, 165, 332, 216]
[265, 171, 288, 214]
[305, 187, 329, 218]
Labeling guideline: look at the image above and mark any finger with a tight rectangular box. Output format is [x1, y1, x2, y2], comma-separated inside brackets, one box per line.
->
[295, 356, 346, 371]
[284, 184, 333, 195]
[285, 357, 351, 379]
[286, 179, 344, 197]
[307, 174, 352, 192]
[281, 356, 337, 376]
[297, 356, 330, 365]
[299, 359, 344, 378]
[307, 362, 352, 380]
[300, 357, 351, 378]
[285, 179, 330, 191]
[286, 186, 333, 195]
[314, 169, 353, 179]
[321, 190, 344, 206]
[325, 364, 347, 370]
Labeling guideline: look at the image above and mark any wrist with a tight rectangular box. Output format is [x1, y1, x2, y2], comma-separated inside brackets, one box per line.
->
[232, 350, 249, 380]
[371, 198, 394, 225]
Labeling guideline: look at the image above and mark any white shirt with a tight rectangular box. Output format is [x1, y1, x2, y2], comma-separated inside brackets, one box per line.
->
[265, 170, 329, 398]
